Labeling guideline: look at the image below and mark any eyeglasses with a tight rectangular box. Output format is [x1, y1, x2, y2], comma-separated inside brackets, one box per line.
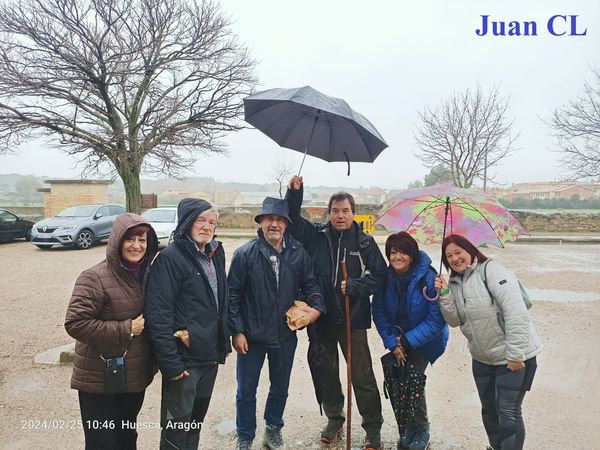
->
[389, 250, 410, 260]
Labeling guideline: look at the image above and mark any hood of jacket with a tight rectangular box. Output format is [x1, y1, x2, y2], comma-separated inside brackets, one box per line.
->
[174, 198, 213, 239]
[106, 213, 158, 272]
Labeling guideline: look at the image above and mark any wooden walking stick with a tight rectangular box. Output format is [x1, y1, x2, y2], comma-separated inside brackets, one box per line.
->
[341, 249, 352, 450]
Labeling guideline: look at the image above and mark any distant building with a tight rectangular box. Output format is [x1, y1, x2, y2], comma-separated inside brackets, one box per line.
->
[236, 191, 280, 206]
[499, 182, 600, 202]
[214, 190, 240, 206]
[159, 188, 189, 204]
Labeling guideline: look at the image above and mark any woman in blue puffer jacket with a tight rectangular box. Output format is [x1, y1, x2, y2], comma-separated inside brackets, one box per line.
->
[372, 232, 449, 450]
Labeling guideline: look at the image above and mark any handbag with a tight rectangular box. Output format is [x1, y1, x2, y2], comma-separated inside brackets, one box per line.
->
[100, 350, 128, 394]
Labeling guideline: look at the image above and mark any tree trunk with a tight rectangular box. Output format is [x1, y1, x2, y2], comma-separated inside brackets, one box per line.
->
[118, 163, 142, 214]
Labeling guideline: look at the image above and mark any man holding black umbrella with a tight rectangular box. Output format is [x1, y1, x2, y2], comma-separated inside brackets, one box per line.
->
[286, 176, 387, 450]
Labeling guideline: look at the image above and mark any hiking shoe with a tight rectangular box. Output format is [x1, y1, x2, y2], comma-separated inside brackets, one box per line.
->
[364, 429, 382, 450]
[263, 424, 284, 450]
[236, 437, 253, 450]
[398, 426, 416, 448]
[408, 426, 430, 450]
[320, 419, 344, 444]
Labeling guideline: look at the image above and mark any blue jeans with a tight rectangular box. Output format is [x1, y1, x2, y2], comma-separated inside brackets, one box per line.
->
[472, 357, 537, 450]
[236, 337, 298, 441]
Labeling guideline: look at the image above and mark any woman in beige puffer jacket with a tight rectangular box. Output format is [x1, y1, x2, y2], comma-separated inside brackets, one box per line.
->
[65, 213, 158, 450]
[435, 234, 541, 450]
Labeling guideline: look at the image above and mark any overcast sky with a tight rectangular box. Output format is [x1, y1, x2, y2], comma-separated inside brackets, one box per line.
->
[1, 0, 599, 189]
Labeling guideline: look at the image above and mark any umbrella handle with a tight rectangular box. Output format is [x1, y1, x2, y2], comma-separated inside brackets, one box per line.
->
[344, 152, 350, 176]
[422, 286, 440, 302]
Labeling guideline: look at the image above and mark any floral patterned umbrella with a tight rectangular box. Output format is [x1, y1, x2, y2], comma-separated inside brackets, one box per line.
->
[376, 184, 529, 249]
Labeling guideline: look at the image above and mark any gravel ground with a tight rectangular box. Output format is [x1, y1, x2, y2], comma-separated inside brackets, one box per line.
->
[1, 237, 599, 450]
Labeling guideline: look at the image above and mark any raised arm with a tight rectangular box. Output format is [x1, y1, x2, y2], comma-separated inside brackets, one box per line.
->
[285, 176, 321, 250]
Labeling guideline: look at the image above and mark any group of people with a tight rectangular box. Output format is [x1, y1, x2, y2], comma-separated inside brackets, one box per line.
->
[65, 175, 541, 450]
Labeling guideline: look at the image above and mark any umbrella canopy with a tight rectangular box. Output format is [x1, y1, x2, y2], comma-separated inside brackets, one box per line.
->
[243, 86, 388, 174]
[376, 184, 529, 248]
[380, 351, 426, 434]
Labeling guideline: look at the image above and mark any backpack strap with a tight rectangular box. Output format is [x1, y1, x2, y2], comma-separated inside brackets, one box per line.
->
[478, 259, 494, 305]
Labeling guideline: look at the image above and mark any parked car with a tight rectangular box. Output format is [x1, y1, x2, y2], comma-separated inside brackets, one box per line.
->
[30, 204, 125, 250]
[0, 208, 35, 242]
[142, 207, 178, 247]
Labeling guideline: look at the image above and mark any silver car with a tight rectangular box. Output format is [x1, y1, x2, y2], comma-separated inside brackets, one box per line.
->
[30, 204, 125, 250]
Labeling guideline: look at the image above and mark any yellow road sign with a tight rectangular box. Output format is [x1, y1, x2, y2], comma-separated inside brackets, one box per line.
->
[354, 214, 375, 234]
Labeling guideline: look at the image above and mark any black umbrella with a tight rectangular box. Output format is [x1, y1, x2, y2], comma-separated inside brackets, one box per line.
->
[306, 323, 326, 415]
[243, 86, 388, 175]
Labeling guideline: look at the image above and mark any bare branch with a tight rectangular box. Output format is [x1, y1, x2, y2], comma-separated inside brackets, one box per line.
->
[545, 65, 600, 181]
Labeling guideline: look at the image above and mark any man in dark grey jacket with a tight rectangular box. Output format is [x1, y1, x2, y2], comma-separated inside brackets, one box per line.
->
[228, 197, 325, 450]
[145, 198, 230, 450]
[286, 176, 387, 450]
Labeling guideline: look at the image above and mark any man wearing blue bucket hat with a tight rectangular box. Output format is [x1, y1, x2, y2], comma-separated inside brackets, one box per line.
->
[228, 196, 325, 450]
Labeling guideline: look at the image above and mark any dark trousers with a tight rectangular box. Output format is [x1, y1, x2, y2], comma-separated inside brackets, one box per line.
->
[78, 390, 145, 450]
[236, 337, 298, 441]
[472, 357, 537, 450]
[160, 365, 218, 450]
[320, 325, 383, 434]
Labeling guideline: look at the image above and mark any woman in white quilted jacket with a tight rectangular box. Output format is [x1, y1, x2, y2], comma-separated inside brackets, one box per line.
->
[434, 234, 541, 450]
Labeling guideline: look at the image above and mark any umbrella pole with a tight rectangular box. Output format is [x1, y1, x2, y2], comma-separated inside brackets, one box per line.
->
[297, 112, 320, 176]
[341, 252, 352, 450]
[439, 196, 450, 274]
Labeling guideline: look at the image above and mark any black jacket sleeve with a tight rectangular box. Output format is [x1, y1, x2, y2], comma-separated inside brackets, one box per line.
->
[345, 235, 387, 298]
[227, 248, 247, 335]
[144, 253, 186, 379]
[285, 186, 321, 251]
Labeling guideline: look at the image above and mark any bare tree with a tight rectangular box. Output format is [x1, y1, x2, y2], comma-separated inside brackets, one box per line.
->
[547, 66, 600, 180]
[271, 154, 293, 199]
[414, 85, 518, 189]
[0, 0, 257, 212]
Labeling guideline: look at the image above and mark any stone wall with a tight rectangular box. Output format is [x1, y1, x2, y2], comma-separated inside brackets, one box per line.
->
[3, 203, 598, 233]
[216, 204, 382, 229]
[216, 206, 600, 233]
[510, 210, 600, 233]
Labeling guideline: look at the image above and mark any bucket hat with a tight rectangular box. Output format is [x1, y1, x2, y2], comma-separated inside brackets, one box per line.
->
[254, 197, 292, 223]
